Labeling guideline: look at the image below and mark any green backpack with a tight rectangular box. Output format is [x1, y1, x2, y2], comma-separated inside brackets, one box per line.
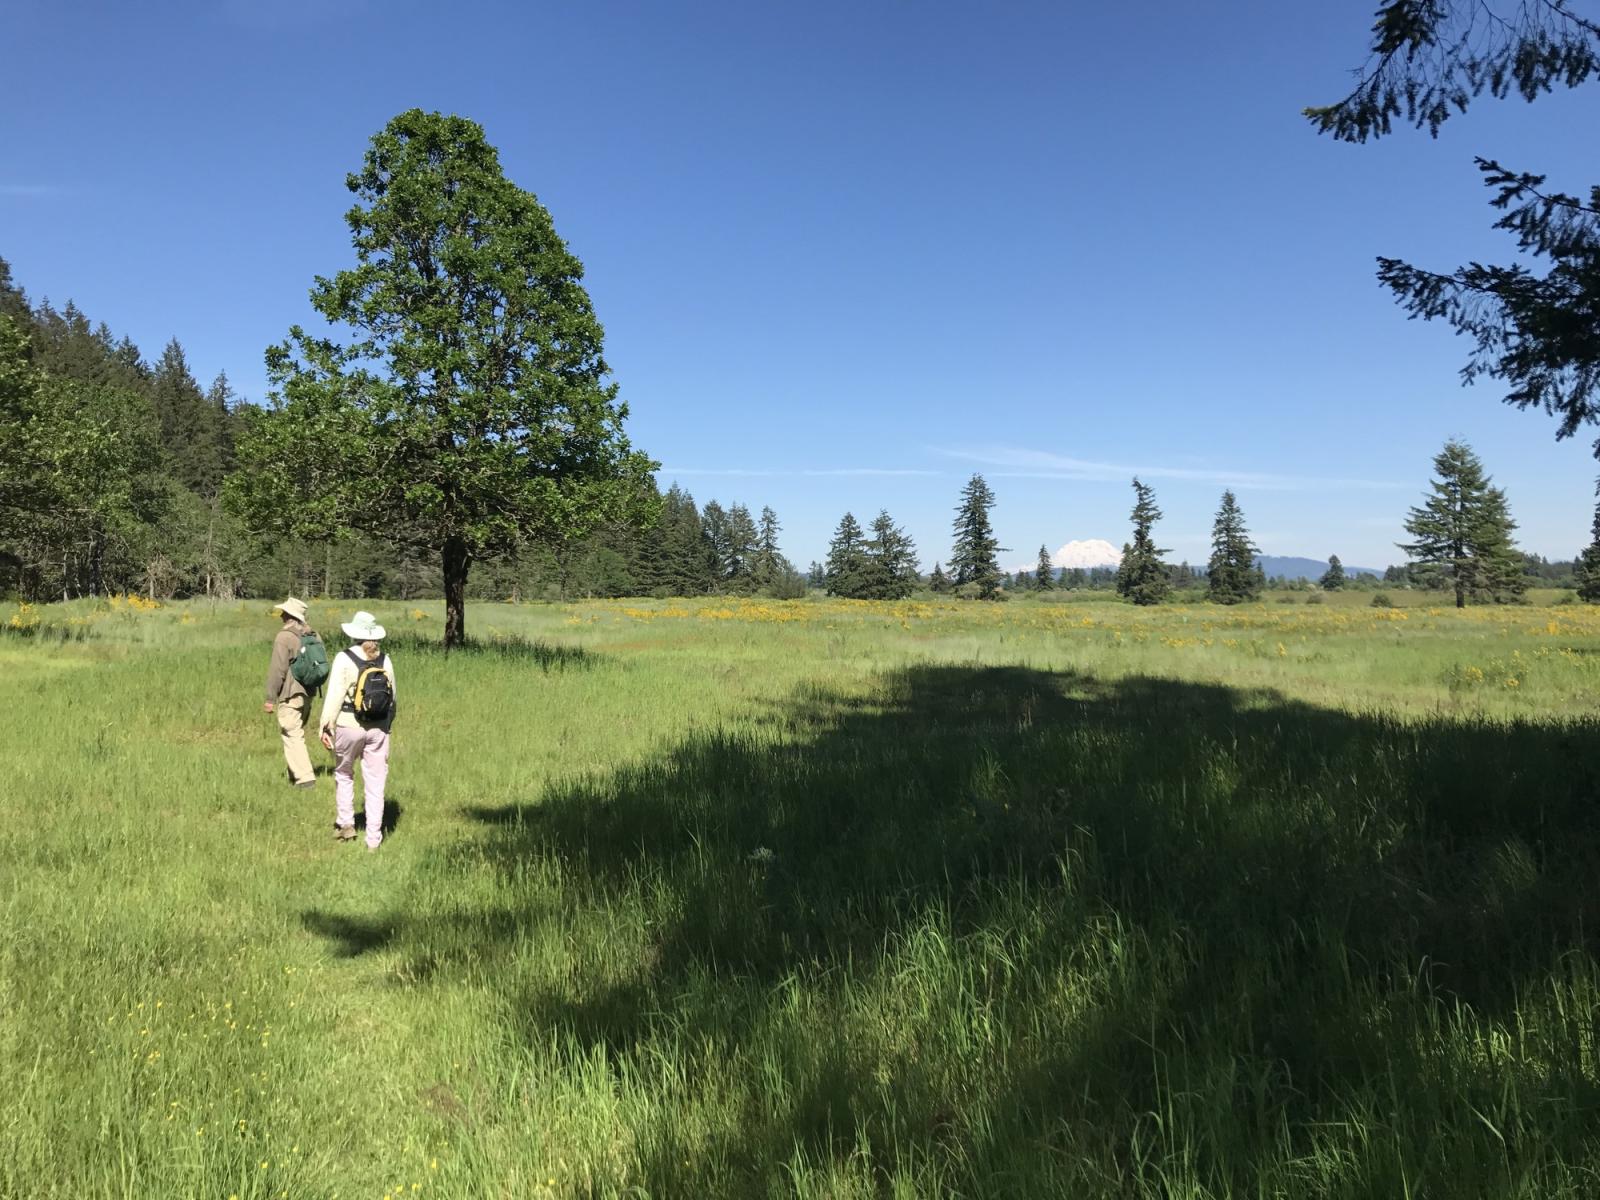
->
[289, 631, 331, 690]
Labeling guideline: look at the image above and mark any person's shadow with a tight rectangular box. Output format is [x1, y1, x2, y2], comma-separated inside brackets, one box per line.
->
[353, 799, 402, 836]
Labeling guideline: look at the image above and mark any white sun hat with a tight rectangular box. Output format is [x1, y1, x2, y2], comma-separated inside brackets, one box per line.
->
[341, 611, 387, 641]
[273, 596, 309, 623]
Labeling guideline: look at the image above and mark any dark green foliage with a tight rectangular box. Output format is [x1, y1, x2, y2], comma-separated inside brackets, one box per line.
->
[1313, 4, 1600, 455]
[825, 512, 870, 598]
[861, 510, 920, 600]
[1321, 555, 1347, 591]
[228, 109, 655, 646]
[1576, 498, 1600, 601]
[1117, 478, 1170, 606]
[950, 474, 1003, 600]
[1401, 439, 1527, 607]
[928, 561, 951, 594]
[1034, 545, 1054, 589]
[754, 506, 785, 592]
[149, 340, 229, 497]
[1306, 1, 1599, 143]
[0, 311, 174, 599]
[807, 561, 826, 590]
[723, 504, 760, 594]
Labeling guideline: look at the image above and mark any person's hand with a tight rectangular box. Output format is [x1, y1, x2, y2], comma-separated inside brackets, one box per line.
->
[263, 702, 275, 714]
[319, 729, 334, 751]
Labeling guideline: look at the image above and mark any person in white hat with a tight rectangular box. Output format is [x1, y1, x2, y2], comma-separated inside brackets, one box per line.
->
[318, 610, 398, 848]
[264, 597, 320, 788]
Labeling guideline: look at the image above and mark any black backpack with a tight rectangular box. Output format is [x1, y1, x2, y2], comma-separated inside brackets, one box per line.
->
[344, 649, 393, 723]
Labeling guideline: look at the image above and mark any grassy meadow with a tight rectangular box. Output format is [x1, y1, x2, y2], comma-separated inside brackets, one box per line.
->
[6, 589, 1600, 1198]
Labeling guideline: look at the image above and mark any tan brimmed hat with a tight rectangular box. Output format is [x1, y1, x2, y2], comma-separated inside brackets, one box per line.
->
[273, 597, 309, 623]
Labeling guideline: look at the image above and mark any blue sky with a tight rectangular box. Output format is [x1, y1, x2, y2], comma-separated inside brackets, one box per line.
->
[4, 0, 1597, 570]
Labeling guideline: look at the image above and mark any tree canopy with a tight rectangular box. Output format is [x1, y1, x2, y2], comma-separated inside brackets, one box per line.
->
[229, 109, 655, 646]
[1312, 2, 1600, 454]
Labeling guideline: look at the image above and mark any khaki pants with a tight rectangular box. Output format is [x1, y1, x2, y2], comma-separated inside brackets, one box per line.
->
[276, 693, 315, 785]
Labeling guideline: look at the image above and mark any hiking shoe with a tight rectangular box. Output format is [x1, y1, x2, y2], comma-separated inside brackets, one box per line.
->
[335, 826, 357, 842]
[294, 780, 316, 789]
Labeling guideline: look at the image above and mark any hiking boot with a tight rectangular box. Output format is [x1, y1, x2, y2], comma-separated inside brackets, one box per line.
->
[335, 825, 357, 842]
[294, 780, 316, 789]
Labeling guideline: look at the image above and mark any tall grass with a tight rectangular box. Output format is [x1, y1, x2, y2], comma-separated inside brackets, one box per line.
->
[4, 596, 1600, 1197]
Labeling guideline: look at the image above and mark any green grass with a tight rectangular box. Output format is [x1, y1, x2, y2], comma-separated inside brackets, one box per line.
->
[5, 594, 1600, 1198]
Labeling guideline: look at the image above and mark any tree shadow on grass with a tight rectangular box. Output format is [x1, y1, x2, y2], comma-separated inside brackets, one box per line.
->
[382, 630, 596, 671]
[305, 665, 1600, 1195]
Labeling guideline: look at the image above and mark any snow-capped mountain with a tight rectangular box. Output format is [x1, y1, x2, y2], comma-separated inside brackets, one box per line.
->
[1051, 539, 1121, 569]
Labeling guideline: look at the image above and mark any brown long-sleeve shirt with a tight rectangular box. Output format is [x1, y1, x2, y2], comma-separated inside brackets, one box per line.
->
[265, 622, 311, 704]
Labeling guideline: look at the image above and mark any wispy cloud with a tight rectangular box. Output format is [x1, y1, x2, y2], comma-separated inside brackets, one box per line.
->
[659, 467, 941, 478]
[0, 184, 63, 198]
[934, 446, 1401, 491]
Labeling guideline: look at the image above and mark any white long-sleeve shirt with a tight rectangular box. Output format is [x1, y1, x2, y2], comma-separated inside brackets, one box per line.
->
[319, 645, 397, 732]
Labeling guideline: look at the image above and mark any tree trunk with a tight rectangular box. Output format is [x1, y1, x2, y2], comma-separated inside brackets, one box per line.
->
[443, 536, 471, 650]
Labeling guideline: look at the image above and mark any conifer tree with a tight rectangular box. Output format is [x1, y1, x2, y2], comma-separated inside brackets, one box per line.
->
[1314, 4, 1600, 450]
[950, 473, 1002, 599]
[1204, 490, 1260, 605]
[1117, 477, 1170, 606]
[1034, 544, 1054, 589]
[754, 505, 783, 589]
[807, 561, 826, 590]
[1401, 439, 1525, 608]
[825, 512, 869, 598]
[1577, 499, 1600, 603]
[149, 340, 222, 496]
[700, 500, 731, 591]
[928, 561, 951, 593]
[861, 509, 919, 600]
[1320, 554, 1346, 591]
[724, 503, 760, 592]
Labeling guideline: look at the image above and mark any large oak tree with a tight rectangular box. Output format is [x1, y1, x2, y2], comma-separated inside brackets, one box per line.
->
[230, 110, 655, 646]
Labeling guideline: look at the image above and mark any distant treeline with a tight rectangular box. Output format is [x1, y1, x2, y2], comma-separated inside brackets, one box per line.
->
[0, 255, 1586, 606]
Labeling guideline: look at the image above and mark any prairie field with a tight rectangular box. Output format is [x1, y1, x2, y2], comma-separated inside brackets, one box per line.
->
[6, 591, 1600, 1199]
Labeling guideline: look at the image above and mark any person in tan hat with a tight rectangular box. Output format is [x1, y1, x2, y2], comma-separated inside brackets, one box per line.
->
[263, 597, 327, 788]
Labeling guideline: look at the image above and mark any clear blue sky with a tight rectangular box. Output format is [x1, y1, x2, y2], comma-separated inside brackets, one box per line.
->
[4, 0, 1597, 569]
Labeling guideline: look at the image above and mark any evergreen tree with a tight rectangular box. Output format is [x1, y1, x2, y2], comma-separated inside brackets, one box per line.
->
[699, 500, 731, 590]
[807, 560, 826, 590]
[1117, 477, 1170, 606]
[754, 505, 783, 589]
[1320, 554, 1346, 591]
[825, 512, 869, 598]
[862, 509, 919, 600]
[1034, 544, 1054, 589]
[149, 339, 219, 495]
[0, 256, 30, 331]
[202, 372, 238, 492]
[1400, 439, 1524, 608]
[950, 473, 1002, 599]
[928, 561, 951, 593]
[724, 502, 760, 592]
[1576, 499, 1600, 603]
[1314, 4, 1600, 449]
[1205, 490, 1260, 604]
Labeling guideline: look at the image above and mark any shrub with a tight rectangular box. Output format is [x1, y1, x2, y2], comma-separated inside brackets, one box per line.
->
[1370, 592, 1395, 608]
[1305, 592, 1324, 605]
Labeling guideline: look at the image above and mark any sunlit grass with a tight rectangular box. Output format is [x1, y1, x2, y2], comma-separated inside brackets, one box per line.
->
[5, 593, 1600, 1197]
